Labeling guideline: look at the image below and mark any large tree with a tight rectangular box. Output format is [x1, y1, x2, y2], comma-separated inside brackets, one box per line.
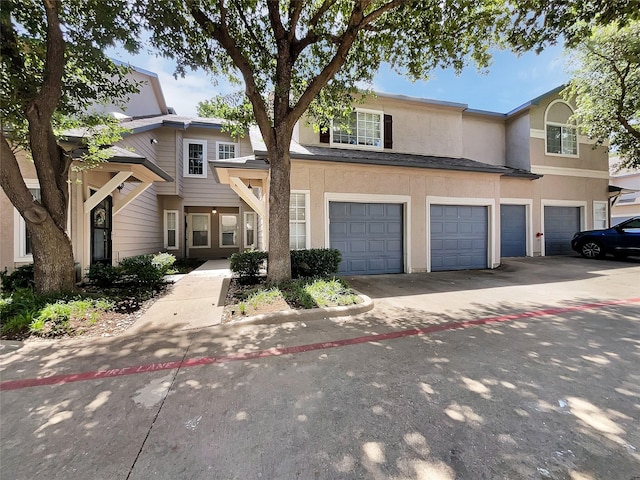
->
[141, 0, 531, 282]
[564, 21, 640, 170]
[1, 0, 140, 293]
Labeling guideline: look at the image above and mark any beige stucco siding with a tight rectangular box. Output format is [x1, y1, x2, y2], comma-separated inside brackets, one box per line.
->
[0, 188, 16, 272]
[530, 138, 609, 171]
[298, 96, 466, 158]
[292, 159, 501, 272]
[462, 115, 505, 166]
[505, 113, 531, 170]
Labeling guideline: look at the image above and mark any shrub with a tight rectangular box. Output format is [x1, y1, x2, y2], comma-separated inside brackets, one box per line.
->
[1, 264, 35, 292]
[87, 263, 121, 288]
[118, 254, 165, 288]
[290, 249, 342, 278]
[151, 252, 176, 275]
[230, 250, 268, 284]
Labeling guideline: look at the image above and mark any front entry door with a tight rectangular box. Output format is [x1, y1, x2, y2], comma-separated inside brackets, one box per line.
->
[91, 194, 113, 265]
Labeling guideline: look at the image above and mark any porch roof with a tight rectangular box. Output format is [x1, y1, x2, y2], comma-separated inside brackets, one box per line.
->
[72, 146, 173, 183]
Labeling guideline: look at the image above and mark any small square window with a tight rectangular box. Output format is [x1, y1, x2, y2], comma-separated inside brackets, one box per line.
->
[184, 140, 207, 178]
[217, 142, 238, 160]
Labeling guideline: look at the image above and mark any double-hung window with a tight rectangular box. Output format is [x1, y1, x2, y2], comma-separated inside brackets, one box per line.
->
[332, 109, 383, 149]
[289, 192, 309, 250]
[164, 210, 179, 250]
[216, 141, 238, 160]
[188, 213, 210, 248]
[184, 139, 207, 178]
[546, 124, 577, 156]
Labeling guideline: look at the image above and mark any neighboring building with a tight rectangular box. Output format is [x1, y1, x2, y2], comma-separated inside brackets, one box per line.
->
[1, 68, 610, 277]
[215, 87, 609, 274]
[610, 158, 640, 225]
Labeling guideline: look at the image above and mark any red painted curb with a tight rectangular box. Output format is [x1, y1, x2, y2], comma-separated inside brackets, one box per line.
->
[2, 297, 639, 392]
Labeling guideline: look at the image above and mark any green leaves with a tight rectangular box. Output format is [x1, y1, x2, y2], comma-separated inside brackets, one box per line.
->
[565, 21, 640, 169]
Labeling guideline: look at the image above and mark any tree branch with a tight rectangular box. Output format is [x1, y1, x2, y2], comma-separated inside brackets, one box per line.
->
[0, 135, 45, 221]
[29, 0, 65, 120]
[232, 1, 272, 60]
[288, 0, 303, 41]
[267, 0, 286, 40]
[309, 0, 337, 28]
[290, 0, 403, 121]
[188, 2, 275, 146]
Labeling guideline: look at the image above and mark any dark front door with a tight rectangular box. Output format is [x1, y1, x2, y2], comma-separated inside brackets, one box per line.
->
[91, 195, 113, 265]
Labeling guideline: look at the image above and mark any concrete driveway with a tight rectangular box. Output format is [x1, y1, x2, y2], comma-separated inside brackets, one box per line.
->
[1, 257, 639, 479]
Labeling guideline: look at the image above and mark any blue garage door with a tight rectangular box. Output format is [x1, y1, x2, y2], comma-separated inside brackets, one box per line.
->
[501, 204, 527, 257]
[329, 202, 403, 275]
[430, 205, 488, 271]
[544, 206, 580, 255]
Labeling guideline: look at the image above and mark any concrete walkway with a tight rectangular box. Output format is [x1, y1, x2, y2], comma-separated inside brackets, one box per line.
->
[126, 259, 231, 334]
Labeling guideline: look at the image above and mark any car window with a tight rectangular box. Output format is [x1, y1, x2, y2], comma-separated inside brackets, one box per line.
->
[621, 219, 640, 230]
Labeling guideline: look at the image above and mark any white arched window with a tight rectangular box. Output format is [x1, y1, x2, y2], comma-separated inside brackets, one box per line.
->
[545, 100, 578, 156]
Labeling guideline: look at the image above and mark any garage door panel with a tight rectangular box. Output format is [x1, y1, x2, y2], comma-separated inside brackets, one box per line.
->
[350, 222, 366, 235]
[350, 240, 366, 253]
[500, 204, 527, 257]
[330, 222, 347, 235]
[330, 201, 404, 275]
[369, 222, 385, 234]
[544, 206, 580, 256]
[431, 204, 488, 271]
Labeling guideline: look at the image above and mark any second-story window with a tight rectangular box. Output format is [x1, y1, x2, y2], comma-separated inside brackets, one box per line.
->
[184, 139, 207, 178]
[545, 100, 578, 157]
[216, 141, 238, 160]
[332, 109, 383, 149]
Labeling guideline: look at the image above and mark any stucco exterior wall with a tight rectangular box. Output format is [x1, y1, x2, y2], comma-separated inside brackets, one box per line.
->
[0, 188, 16, 272]
[297, 96, 467, 158]
[462, 114, 505, 166]
[505, 113, 531, 170]
[530, 138, 609, 171]
[291, 159, 501, 272]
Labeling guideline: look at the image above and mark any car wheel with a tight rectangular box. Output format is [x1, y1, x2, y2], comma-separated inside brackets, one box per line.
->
[580, 241, 606, 259]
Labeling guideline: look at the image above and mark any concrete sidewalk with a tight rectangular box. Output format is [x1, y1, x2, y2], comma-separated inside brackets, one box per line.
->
[126, 259, 231, 334]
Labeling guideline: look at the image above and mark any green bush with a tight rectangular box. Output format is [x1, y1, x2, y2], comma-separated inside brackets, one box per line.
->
[290, 249, 342, 278]
[1, 264, 35, 292]
[87, 263, 121, 288]
[118, 254, 165, 288]
[152, 252, 176, 275]
[230, 250, 268, 284]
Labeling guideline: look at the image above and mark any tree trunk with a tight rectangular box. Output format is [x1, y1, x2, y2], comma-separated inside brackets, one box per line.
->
[29, 216, 76, 293]
[266, 132, 293, 283]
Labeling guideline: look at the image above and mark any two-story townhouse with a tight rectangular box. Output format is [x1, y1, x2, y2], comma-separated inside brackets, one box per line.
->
[214, 88, 610, 275]
[2, 63, 610, 278]
[1, 65, 261, 276]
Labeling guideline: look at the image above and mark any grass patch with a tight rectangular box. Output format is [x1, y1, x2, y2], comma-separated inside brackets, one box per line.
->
[282, 277, 359, 309]
[225, 277, 360, 321]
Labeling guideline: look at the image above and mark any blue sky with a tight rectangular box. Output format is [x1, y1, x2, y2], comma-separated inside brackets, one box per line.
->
[107, 44, 568, 117]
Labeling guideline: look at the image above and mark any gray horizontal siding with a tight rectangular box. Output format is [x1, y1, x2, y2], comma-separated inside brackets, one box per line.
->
[112, 182, 163, 262]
